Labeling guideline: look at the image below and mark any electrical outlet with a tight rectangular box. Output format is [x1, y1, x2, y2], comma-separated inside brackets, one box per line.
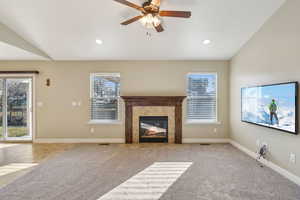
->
[90, 128, 95, 133]
[78, 101, 81, 106]
[213, 128, 217, 133]
[290, 153, 296, 164]
[37, 102, 43, 107]
[256, 139, 260, 147]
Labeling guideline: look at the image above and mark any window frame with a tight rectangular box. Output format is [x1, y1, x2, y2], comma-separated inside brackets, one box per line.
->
[185, 72, 219, 124]
[89, 73, 121, 124]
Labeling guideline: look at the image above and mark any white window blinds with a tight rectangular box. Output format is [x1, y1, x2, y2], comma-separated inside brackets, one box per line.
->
[187, 73, 217, 122]
[90, 73, 120, 121]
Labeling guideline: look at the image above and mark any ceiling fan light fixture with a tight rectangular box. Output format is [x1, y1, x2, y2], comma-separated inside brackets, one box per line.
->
[113, 0, 191, 33]
[140, 14, 161, 29]
[153, 16, 161, 27]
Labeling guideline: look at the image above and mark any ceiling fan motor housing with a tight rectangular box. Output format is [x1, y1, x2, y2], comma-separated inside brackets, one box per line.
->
[142, 0, 151, 7]
[143, 0, 159, 13]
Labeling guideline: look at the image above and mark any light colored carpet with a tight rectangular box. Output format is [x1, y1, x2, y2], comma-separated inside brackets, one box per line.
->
[0, 144, 299, 200]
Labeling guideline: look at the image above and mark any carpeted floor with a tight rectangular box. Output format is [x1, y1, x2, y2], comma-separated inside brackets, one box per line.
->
[0, 144, 299, 200]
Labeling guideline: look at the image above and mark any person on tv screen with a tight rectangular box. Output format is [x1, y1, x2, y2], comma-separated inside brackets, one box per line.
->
[269, 99, 279, 125]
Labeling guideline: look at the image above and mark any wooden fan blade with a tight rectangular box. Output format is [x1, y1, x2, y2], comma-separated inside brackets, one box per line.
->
[154, 23, 164, 32]
[121, 15, 143, 25]
[159, 11, 191, 18]
[113, 0, 144, 12]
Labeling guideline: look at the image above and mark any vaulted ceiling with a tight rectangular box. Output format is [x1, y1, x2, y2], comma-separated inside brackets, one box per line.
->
[0, 0, 285, 60]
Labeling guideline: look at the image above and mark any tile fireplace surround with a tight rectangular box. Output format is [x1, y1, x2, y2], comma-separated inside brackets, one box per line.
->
[134, 107, 174, 143]
[121, 96, 186, 144]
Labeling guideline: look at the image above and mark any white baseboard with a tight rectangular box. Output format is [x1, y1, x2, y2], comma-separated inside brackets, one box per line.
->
[34, 138, 125, 144]
[35, 138, 229, 144]
[182, 138, 230, 144]
[230, 140, 300, 186]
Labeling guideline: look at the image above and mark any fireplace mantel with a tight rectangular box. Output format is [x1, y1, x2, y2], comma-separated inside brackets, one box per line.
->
[121, 96, 186, 144]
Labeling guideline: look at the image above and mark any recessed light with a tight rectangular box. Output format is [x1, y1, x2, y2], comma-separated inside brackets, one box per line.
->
[203, 40, 211, 45]
[96, 39, 103, 45]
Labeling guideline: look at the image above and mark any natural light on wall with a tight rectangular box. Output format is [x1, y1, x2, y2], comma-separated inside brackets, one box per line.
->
[0, 163, 38, 177]
[98, 162, 193, 200]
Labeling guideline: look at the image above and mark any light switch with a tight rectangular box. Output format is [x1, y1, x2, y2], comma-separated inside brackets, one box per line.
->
[37, 102, 43, 107]
[72, 102, 77, 107]
[256, 139, 260, 147]
[290, 153, 296, 164]
[90, 128, 95, 133]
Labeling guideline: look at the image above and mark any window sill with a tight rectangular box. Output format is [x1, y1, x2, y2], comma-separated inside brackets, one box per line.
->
[185, 120, 221, 125]
[88, 120, 122, 125]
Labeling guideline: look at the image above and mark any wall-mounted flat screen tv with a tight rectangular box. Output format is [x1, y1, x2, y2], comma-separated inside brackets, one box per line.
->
[241, 82, 298, 134]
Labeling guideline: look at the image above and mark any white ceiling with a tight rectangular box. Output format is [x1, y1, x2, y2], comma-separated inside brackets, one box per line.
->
[0, 0, 285, 60]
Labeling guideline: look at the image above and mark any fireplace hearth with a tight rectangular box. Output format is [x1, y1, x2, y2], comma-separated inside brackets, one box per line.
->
[139, 116, 168, 143]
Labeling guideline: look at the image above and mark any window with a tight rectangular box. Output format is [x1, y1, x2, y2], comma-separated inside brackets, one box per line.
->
[90, 73, 120, 122]
[186, 73, 217, 123]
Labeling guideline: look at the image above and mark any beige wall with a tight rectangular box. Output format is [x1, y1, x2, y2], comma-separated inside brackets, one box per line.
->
[0, 61, 229, 140]
[230, 0, 300, 176]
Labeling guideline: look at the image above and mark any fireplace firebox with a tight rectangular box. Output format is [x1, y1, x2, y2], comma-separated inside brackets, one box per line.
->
[139, 116, 168, 143]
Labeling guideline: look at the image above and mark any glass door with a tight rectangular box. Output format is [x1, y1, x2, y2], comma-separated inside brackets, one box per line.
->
[0, 78, 32, 141]
[0, 79, 3, 139]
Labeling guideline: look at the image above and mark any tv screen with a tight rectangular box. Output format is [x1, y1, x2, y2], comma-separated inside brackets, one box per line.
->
[241, 82, 298, 134]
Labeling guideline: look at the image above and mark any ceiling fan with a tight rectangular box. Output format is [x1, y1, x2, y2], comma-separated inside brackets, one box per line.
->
[113, 0, 191, 32]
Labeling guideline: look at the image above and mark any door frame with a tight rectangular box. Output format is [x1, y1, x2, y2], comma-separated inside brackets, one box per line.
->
[0, 74, 36, 142]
